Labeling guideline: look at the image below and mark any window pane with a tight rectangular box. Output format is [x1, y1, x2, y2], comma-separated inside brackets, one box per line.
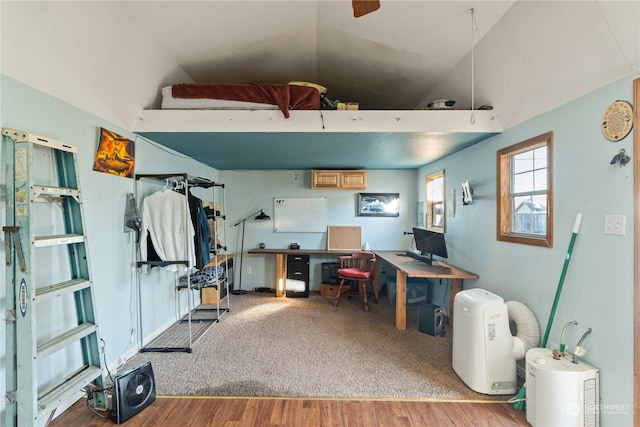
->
[428, 178, 444, 202]
[512, 194, 547, 235]
[534, 169, 547, 191]
[534, 146, 547, 169]
[513, 150, 533, 173]
[426, 170, 445, 232]
[513, 171, 534, 193]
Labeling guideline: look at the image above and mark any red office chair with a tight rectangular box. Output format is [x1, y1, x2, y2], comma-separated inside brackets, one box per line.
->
[334, 252, 377, 312]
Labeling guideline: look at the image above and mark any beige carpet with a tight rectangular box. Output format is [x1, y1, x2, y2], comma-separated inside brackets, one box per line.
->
[122, 292, 510, 401]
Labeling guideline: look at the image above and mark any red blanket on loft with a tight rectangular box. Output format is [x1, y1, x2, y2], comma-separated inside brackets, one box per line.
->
[171, 83, 320, 118]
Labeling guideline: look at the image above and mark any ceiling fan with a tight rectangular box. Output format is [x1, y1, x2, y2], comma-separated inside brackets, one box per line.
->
[353, 0, 380, 17]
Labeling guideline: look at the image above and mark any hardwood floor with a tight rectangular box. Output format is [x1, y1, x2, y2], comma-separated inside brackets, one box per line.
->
[50, 396, 529, 426]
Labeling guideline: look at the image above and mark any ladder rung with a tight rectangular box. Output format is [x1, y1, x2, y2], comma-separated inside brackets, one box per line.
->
[37, 323, 97, 359]
[32, 185, 79, 201]
[38, 365, 102, 418]
[34, 234, 84, 247]
[2, 127, 78, 153]
[36, 279, 91, 303]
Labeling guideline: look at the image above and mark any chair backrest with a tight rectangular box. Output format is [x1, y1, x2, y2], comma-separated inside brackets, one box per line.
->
[339, 252, 376, 279]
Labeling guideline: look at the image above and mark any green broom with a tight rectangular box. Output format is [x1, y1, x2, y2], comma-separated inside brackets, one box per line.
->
[512, 213, 583, 411]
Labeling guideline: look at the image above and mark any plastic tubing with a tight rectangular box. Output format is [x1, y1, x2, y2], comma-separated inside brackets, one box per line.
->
[506, 300, 541, 360]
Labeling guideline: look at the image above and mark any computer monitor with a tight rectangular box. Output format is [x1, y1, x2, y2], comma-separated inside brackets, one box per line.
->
[409, 227, 448, 265]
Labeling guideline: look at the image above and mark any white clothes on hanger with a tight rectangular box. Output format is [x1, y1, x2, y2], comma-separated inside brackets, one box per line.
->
[140, 189, 195, 273]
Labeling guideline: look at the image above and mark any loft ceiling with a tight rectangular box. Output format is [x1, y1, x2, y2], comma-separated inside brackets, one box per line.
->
[124, 1, 515, 111]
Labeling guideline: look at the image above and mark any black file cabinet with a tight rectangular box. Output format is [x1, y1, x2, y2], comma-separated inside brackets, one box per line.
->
[286, 254, 310, 298]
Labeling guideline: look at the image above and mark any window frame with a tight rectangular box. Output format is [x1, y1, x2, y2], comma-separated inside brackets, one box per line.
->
[425, 170, 445, 233]
[496, 131, 554, 247]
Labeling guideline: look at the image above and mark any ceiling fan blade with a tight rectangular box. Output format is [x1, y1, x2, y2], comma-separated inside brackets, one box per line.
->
[353, 0, 380, 18]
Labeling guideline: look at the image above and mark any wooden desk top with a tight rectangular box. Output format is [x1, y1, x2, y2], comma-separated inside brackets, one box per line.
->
[373, 250, 478, 279]
[248, 249, 355, 256]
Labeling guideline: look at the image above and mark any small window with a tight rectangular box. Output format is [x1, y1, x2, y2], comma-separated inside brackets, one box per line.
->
[426, 170, 445, 233]
[497, 132, 553, 247]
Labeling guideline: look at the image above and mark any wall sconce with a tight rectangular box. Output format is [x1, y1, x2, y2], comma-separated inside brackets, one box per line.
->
[462, 181, 474, 205]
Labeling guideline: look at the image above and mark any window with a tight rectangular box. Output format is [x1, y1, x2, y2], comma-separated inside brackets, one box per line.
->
[426, 170, 445, 233]
[497, 132, 553, 247]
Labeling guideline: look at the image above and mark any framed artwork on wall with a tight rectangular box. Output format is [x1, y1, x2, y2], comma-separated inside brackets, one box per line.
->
[357, 193, 399, 217]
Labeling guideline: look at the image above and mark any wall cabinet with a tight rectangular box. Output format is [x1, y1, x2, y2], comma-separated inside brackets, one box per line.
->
[312, 170, 367, 190]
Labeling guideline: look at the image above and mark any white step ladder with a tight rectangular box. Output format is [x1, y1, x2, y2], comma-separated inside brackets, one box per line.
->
[3, 128, 108, 426]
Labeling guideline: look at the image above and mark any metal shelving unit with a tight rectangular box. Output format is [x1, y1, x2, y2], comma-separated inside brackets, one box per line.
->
[134, 174, 229, 353]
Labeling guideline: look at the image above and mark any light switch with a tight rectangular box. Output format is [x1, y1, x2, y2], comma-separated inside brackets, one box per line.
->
[604, 214, 625, 236]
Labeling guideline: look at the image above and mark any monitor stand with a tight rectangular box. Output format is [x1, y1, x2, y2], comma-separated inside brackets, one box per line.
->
[405, 250, 434, 265]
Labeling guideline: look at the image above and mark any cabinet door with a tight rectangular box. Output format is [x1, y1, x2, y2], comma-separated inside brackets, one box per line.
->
[340, 171, 367, 189]
[312, 171, 340, 189]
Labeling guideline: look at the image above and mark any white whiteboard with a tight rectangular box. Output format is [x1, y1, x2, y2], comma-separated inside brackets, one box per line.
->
[274, 197, 327, 232]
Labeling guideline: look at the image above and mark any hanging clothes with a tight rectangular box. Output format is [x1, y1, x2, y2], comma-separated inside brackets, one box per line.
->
[140, 189, 196, 273]
[185, 192, 211, 269]
[196, 199, 211, 267]
[176, 188, 211, 269]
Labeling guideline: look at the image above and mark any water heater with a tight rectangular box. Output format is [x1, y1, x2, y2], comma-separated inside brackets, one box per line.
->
[526, 347, 599, 427]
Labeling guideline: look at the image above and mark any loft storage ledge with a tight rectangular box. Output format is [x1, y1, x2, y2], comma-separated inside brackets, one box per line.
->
[133, 109, 502, 134]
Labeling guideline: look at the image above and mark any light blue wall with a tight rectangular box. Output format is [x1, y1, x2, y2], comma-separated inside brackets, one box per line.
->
[0, 75, 219, 422]
[220, 169, 417, 291]
[2, 72, 637, 426]
[418, 74, 636, 426]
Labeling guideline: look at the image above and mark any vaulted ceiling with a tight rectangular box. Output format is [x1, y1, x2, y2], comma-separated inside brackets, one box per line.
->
[2, 1, 638, 170]
[122, 1, 514, 111]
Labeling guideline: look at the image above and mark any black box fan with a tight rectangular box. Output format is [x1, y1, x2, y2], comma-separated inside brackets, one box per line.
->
[109, 362, 156, 424]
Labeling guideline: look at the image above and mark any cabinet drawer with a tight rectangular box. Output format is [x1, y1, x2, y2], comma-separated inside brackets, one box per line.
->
[287, 255, 309, 269]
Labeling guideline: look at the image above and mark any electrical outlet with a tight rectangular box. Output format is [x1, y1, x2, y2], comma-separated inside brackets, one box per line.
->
[247, 266, 252, 274]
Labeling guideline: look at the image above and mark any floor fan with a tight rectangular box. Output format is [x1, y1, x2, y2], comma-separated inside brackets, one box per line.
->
[109, 362, 156, 424]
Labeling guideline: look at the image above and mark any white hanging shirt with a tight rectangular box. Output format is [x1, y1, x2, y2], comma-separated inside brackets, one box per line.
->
[140, 189, 195, 273]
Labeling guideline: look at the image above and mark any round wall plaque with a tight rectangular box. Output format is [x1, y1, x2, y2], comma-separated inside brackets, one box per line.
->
[601, 100, 633, 141]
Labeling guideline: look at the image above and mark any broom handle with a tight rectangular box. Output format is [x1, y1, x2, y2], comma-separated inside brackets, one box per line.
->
[540, 213, 582, 348]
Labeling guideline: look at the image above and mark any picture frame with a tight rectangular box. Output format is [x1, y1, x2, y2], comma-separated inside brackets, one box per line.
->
[357, 193, 400, 217]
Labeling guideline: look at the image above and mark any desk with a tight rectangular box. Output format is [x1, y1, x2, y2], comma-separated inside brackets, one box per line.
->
[373, 251, 478, 330]
[248, 249, 354, 297]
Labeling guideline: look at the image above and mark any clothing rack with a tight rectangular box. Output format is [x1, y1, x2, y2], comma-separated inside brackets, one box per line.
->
[134, 173, 230, 353]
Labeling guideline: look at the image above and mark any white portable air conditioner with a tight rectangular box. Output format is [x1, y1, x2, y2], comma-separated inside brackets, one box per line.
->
[452, 288, 517, 395]
[526, 347, 599, 427]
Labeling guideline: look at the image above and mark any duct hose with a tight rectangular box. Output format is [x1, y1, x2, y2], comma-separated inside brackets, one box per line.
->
[506, 301, 540, 360]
